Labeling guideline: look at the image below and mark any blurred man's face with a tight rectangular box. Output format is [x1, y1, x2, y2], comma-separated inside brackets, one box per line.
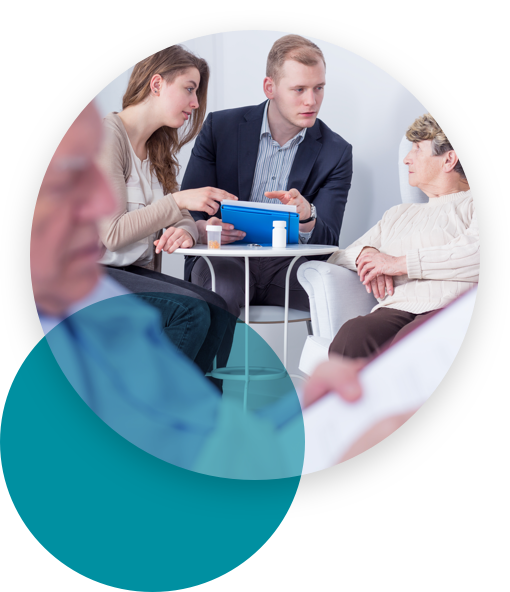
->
[31, 105, 116, 316]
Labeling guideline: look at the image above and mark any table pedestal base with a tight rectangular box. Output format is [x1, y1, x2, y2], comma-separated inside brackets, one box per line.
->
[207, 366, 288, 411]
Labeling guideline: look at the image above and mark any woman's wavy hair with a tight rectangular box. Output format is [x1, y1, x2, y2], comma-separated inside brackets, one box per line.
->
[406, 113, 465, 179]
[122, 45, 210, 194]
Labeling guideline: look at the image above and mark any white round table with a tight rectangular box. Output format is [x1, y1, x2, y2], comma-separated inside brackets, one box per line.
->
[175, 244, 338, 410]
[175, 244, 339, 369]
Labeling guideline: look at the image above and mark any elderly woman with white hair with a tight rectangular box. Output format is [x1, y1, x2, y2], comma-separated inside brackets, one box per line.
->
[328, 113, 478, 358]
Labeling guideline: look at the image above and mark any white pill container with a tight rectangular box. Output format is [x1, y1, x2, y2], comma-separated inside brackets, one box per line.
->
[206, 225, 222, 249]
[272, 220, 287, 248]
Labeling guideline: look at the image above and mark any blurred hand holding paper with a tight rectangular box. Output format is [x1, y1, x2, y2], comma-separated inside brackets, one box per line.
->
[280, 288, 476, 473]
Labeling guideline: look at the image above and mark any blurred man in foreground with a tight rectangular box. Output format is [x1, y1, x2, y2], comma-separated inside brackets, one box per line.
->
[31, 103, 118, 317]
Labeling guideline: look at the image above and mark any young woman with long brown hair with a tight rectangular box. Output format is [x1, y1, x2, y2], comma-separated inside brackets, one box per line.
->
[97, 45, 238, 386]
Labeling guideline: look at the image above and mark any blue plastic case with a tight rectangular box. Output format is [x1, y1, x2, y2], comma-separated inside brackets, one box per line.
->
[221, 204, 299, 246]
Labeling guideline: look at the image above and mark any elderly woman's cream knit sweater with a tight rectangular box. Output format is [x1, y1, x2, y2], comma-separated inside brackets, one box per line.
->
[328, 190, 478, 314]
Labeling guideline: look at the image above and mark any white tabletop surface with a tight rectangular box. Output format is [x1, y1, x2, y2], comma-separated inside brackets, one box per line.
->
[174, 244, 339, 257]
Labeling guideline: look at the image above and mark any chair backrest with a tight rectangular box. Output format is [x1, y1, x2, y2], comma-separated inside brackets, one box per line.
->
[398, 137, 428, 204]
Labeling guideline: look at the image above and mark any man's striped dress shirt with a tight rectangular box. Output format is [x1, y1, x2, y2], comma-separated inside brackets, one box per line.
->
[249, 101, 314, 243]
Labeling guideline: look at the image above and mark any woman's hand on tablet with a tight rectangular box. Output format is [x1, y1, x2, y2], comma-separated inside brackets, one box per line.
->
[173, 187, 237, 216]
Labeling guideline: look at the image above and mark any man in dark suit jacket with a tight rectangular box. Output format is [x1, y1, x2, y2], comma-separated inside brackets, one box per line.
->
[181, 34, 353, 317]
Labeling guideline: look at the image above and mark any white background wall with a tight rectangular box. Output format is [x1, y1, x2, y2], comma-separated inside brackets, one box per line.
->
[95, 31, 426, 376]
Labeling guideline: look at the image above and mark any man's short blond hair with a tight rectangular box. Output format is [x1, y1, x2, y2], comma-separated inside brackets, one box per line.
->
[406, 113, 465, 179]
[266, 34, 326, 84]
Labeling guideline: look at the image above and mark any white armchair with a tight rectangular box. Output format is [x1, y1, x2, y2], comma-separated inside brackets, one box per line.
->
[297, 137, 427, 375]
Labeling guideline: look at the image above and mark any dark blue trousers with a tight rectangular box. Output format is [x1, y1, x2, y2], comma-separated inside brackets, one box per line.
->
[104, 265, 236, 390]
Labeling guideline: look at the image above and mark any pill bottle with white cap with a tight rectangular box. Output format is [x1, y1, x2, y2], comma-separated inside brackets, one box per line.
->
[207, 225, 222, 249]
[272, 220, 287, 248]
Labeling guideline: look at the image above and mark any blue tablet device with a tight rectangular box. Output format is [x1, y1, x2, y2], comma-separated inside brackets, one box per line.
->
[221, 201, 300, 246]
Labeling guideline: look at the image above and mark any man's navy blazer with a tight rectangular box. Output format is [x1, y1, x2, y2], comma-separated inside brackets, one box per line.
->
[181, 101, 353, 280]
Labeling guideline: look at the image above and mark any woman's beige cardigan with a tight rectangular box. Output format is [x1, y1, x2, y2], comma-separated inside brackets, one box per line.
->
[97, 112, 198, 269]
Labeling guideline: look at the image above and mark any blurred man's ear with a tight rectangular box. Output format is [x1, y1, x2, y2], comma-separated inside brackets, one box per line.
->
[443, 150, 459, 173]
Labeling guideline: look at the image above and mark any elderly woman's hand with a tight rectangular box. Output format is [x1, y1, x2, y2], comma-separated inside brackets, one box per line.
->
[356, 249, 407, 286]
[368, 274, 394, 298]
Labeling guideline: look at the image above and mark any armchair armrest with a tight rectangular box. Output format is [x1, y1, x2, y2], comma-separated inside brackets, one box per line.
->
[297, 261, 377, 340]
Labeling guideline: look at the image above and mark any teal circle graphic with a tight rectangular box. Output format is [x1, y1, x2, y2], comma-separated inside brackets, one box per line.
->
[1, 334, 301, 591]
[34, 295, 304, 481]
